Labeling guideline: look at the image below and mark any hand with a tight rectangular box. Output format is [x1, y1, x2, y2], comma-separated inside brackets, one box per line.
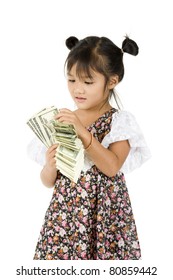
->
[41, 144, 59, 187]
[54, 108, 86, 138]
[45, 144, 58, 171]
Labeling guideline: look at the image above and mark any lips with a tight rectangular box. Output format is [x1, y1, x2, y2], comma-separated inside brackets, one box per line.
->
[75, 97, 86, 102]
[75, 97, 86, 100]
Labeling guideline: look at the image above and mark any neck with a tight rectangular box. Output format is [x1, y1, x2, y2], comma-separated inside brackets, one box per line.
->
[78, 101, 112, 116]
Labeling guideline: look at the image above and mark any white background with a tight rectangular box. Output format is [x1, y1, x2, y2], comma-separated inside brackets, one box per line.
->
[0, 0, 172, 279]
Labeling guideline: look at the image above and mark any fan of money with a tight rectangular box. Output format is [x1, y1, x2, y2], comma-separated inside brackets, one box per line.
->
[27, 106, 84, 183]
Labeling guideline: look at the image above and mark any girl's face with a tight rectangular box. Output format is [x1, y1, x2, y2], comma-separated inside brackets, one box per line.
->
[67, 64, 111, 111]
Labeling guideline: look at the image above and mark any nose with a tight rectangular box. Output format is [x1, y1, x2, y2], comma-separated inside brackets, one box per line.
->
[74, 81, 84, 94]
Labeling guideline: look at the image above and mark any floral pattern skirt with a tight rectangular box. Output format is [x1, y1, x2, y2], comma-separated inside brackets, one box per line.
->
[34, 167, 141, 260]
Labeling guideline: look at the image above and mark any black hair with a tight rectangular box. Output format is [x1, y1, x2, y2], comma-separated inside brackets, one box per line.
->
[65, 35, 139, 108]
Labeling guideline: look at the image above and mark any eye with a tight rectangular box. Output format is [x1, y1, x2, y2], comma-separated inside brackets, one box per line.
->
[85, 81, 93, 85]
[68, 79, 75, 83]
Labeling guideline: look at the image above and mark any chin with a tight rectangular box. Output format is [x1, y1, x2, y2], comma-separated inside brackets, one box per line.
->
[75, 103, 89, 110]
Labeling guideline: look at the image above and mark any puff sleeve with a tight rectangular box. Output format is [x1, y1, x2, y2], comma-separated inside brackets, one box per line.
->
[101, 110, 151, 173]
[27, 137, 47, 166]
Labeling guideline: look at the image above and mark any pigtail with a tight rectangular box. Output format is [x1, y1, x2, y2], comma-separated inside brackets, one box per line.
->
[122, 36, 139, 56]
[66, 36, 79, 50]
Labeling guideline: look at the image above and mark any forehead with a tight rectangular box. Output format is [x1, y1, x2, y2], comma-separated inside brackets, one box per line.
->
[67, 63, 100, 79]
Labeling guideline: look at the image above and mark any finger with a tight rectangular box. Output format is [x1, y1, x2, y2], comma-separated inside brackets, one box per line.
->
[54, 113, 66, 120]
[47, 158, 56, 168]
[47, 144, 58, 153]
[59, 108, 72, 113]
[46, 150, 57, 163]
[50, 158, 56, 165]
[55, 115, 72, 124]
[49, 148, 58, 158]
[55, 108, 72, 117]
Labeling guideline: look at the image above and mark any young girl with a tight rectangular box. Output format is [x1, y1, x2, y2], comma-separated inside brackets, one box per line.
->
[28, 35, 151, 260]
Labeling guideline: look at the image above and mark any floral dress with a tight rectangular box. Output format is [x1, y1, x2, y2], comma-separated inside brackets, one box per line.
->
[28, 108, 151, 260]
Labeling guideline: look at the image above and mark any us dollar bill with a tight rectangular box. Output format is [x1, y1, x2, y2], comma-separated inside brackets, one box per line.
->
[27, 106, 84, 183]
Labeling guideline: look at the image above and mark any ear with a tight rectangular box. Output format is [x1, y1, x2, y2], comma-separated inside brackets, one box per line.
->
[108, 75, 119, 89]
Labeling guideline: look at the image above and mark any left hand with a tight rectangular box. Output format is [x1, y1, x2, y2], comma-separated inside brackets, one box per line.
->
[54, 108, 86, 138]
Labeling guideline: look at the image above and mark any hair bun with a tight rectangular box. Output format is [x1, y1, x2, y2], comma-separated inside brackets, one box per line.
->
[122, 36, 139, 56]
[66, 36, 79, 50]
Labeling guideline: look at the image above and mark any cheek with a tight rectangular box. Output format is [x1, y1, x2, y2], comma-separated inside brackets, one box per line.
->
[67, 83, 73, 93]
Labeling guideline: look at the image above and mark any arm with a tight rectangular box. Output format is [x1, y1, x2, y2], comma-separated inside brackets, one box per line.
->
[80, 129, 130, 177]
[40, 144, 58, 187]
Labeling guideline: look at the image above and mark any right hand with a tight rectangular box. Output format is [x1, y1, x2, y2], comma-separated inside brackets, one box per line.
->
[45, 144, 58, 170]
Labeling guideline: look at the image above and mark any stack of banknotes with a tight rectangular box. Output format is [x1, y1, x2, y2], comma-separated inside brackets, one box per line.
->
[27, 106, 84, 183]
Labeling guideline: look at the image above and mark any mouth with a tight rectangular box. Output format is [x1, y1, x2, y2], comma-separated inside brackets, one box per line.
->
[75, 97, 87, 102]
